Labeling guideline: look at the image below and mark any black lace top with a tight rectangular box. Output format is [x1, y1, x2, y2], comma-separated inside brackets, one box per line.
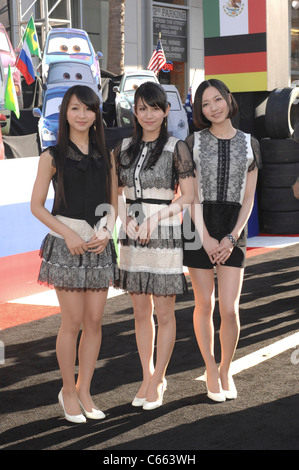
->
[49, 140, 108, 228]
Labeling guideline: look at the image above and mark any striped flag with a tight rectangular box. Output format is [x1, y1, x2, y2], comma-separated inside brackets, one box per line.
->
[16, 38, 35, 85]
[203, 0, 267, 92]
[22, 16, 41, 59]
[4, 65, 20, 119]
[147, 38, 166, 75]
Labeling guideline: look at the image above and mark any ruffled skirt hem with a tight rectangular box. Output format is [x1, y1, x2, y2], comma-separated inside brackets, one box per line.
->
[119, 269, 188, 296]
[38, 233, 119, 290]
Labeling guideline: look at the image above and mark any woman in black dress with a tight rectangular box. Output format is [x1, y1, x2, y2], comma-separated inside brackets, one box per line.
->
[183, 79, 261, 402]
[31, 85, 118, 422]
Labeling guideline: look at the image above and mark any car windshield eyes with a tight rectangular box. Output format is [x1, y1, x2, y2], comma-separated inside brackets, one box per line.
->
[61, 73, 83, 80]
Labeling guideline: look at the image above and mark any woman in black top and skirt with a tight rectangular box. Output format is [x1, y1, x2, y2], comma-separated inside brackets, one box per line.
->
[31, 85, 119, 423]
[183, 79, 261, 402]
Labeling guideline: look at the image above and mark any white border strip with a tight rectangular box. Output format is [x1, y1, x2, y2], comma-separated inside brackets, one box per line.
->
[195, 332, 299, 381]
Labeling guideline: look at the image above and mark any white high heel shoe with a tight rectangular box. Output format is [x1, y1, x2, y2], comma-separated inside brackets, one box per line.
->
[143, 378, 167, 411]
[79, 400, 106, 420]
[58, 389, 86, 424]
[204, 371, 226, 403]
[132, 378, 168, 407]
[219, 368, 238, 400]
[132, 396, 146, 407]
[223, 377, 237, 400]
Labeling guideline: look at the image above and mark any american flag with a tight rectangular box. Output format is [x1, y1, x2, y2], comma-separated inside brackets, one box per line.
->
[147, 38, 166, 75]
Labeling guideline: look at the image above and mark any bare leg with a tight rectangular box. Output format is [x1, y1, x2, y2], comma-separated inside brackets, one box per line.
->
[131, 293, 155, 398]
[189, 267, 222, 393]
[55, 288, 84, 416]
[76, 289, 108, 411]
[217, 266, 244, 391]
[145, 294, 176, 402]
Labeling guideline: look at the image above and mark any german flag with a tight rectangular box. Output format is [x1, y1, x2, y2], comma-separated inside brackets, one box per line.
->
[203, 0, 267, 92]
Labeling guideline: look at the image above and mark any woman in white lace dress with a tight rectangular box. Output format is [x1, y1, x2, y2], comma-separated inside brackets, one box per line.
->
[114, 82, 194, 410]
[183, 79, 261, 402]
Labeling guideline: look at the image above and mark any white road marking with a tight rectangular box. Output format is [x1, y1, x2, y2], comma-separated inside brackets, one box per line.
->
[7, 286, 124, 306]
[195, 332, 299, 381]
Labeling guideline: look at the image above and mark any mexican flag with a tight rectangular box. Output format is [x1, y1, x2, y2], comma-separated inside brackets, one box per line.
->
[203, 0, 267, 92]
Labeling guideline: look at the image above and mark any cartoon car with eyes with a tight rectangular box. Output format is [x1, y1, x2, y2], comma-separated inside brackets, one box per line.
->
[43, 60, 102, 107]
[42, 28, 103, 88]
[33, 62, 104, 151]
[33, 86, 66, 150]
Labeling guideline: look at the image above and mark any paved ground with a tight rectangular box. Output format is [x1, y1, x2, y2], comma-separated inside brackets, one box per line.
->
[0, 241, 299, 452]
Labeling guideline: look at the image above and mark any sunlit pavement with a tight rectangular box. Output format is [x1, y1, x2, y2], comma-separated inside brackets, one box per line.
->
[0, 237, 298, 451]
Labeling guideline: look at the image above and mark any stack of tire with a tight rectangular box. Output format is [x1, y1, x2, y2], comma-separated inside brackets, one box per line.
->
[259, 87, 299, 234]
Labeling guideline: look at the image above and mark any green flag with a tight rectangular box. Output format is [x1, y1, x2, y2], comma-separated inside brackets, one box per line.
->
[4, 64, 20, 119]
[23, 16, 41, 59]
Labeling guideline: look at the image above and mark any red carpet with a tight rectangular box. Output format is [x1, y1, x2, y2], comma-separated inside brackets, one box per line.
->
[0, 303, 60, 330]
[1, 239, 297, 331]
[246, 247, 277, 257]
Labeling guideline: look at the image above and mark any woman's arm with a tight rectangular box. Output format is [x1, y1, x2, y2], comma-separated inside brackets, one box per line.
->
[231, 166, 258, 241]
[189, 175, 220, 263]
[213, 166, 258, 265]
[31, 150, 88, 255]
[87, 151, 119, 253]
[137, 174, 194, 245]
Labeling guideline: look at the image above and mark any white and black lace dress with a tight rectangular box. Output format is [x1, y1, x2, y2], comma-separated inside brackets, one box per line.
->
[183, 129, 262, 269]
[116, 136, 195, 296]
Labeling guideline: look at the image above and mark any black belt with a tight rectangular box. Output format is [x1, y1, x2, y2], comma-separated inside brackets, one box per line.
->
[126, 198, 172, 224]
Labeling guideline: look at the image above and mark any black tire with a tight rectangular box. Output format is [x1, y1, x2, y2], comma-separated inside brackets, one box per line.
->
[260, 138, 299, 164]
[261, 162, 299, 188]
[261, 187, 299, 212]
[265, 87, 299, 139]
[262, 211, 299, 234]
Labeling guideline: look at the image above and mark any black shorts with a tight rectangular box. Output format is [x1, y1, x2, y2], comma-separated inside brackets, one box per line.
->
[182, 206, 247, 269]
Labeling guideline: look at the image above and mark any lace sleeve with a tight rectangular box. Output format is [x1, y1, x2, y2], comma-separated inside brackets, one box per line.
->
[185, 133, 195, 155]
[173, 140, 195, 182]
[47, 145, 58, 168]
[248, 136, 262, 172]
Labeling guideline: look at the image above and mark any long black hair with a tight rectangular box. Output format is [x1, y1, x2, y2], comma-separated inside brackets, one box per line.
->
[122, 81, 169, 169]
[54, 85, 111, 209]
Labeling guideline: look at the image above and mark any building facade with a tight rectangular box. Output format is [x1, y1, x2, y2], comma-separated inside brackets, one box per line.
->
[3, 0, 299, 99]
[7, 0, 205, 99]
